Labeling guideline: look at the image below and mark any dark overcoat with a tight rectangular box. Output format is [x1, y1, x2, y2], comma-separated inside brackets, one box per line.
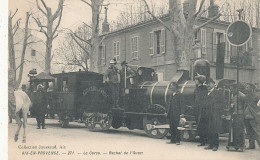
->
[167, 91, 182, 122]
[32, 91, 48, 116]
[208, 88, 225, 134]
[245, 93, 260, 140]
[194, 85, 209, 135]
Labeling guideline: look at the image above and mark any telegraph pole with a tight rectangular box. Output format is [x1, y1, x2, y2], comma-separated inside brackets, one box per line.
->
[236, 9, 243, 113]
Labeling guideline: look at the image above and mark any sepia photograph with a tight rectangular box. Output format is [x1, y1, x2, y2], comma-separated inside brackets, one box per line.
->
[2, 0, 260, 159]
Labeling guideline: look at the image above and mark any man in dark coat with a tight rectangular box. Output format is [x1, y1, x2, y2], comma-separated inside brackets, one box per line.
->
[205, 80, 224, 151]
[104, 59, 120, 108]
[33, 84, 48, 129]
[120, 61, 135, 89]
[167, 83, 183, 145]
[244, 84, 260, 149]
[194, 75, 209, 146]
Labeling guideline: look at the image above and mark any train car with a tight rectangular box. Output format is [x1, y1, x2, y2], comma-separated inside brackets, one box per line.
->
[50, 71, 112, 128]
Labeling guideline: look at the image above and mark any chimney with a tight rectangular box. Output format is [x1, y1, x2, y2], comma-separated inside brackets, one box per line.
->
[102, 7, 110, 33]
[183, 0, 189, 15]
[208, 0, 219, 18]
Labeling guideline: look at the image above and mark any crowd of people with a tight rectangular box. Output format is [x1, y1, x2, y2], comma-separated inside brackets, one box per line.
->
[166, 74, 260, 151]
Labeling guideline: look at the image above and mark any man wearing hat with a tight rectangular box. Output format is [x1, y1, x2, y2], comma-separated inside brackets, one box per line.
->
[104, 58, 120, 108]
[33, 84, 48, 129]
[194, 74, 209, 146]
[120, 61, 135, 89]
[205, 79, 224, 151]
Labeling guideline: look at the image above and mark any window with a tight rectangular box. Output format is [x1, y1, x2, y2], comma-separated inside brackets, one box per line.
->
[149, 32, 154, 55]
[155, 30, 161, 54]
[131, 36, 139, 59]
[101, 45, 106, 65]
[200, 28, 206, 57]
[149, 28, 166, 55]
[113, 41, 120, 62]
[213, 30, 230, 63]
[31, 49, 36, 56]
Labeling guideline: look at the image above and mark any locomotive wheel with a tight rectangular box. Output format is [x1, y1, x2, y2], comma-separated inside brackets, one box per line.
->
[143, 116, 169, 139]
[85, 120, 96, 130]
[142, 104, 169, 139]
[111, 117, 122, 129]
[180, 130, 197, 141]
[100, 115, 112, 130]
[60, 120, 69, 128]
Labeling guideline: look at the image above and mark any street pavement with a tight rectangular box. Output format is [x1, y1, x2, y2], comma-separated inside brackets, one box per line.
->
[8, 118, 260, 160]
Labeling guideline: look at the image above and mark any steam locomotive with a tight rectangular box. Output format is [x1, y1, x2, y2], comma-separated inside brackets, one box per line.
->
[29, 59, 235, 140]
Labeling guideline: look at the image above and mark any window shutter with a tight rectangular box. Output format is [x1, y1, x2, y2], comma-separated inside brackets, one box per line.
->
[131, 37, 134, 59]
[212, 32, 217, 62]
[136, 37, 139, 59]
[103, 45, 106, 65]
[149, 32, 154, 55]
[201, 28, 206, 56]
[117, 41, 120, 62]
[160, 28, 165, 54]
[113, 42, 116, 58]
[224, 33, 230, 63]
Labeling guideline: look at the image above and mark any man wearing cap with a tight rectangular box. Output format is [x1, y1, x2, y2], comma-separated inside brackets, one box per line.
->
[194, 74, 209, 146]
[104, 59, 120, 108]
[120, 61, 135, 89]
[205, 79, 224, 151]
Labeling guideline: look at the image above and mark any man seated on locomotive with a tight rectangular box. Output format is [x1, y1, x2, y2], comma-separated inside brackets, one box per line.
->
[205, 79, 224, 151]
[135, 69, 144, 86]
[104, 59, 120, 108]
[194, 74, 209, 147]
[120, 61, 135, 89]
[167, 83, 183, 145]
[244, 84, 260, 149]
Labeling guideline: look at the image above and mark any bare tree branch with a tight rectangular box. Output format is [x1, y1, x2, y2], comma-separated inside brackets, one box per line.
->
[81, 0, 92, 7]
[52, 0, 64, 20]
[194, 0, 206, 17]
[142, 0, 177, 35]
[53, 34, 59, 39]
[71, 33, 90, 57]
[10, 9, 18, 19]
[83, 22, 92, 29]
[193, 14, 221, 33]
[52, 5, 63, 37]
[75, 34, 92, 46]
[27, 40, 42, 45]
[40, 0, 49, 12]
[12, 19, 21, 36]
[33, 16, 48, 37]
[36, 0, 47, 15]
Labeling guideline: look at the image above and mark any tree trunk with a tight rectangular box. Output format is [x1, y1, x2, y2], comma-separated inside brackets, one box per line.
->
[8, 16, 16, 73]
[16, 12, 30, 89]
[90, 0, 103, 72]
[45, 37, 53, 74]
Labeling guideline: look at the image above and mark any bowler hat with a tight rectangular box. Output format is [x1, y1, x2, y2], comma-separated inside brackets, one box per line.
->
[121, 61, 128, 66]
[195, 74, 206, 84]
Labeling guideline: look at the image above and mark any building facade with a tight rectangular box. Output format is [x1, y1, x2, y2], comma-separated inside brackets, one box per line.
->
[98, 14, 260, 84]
